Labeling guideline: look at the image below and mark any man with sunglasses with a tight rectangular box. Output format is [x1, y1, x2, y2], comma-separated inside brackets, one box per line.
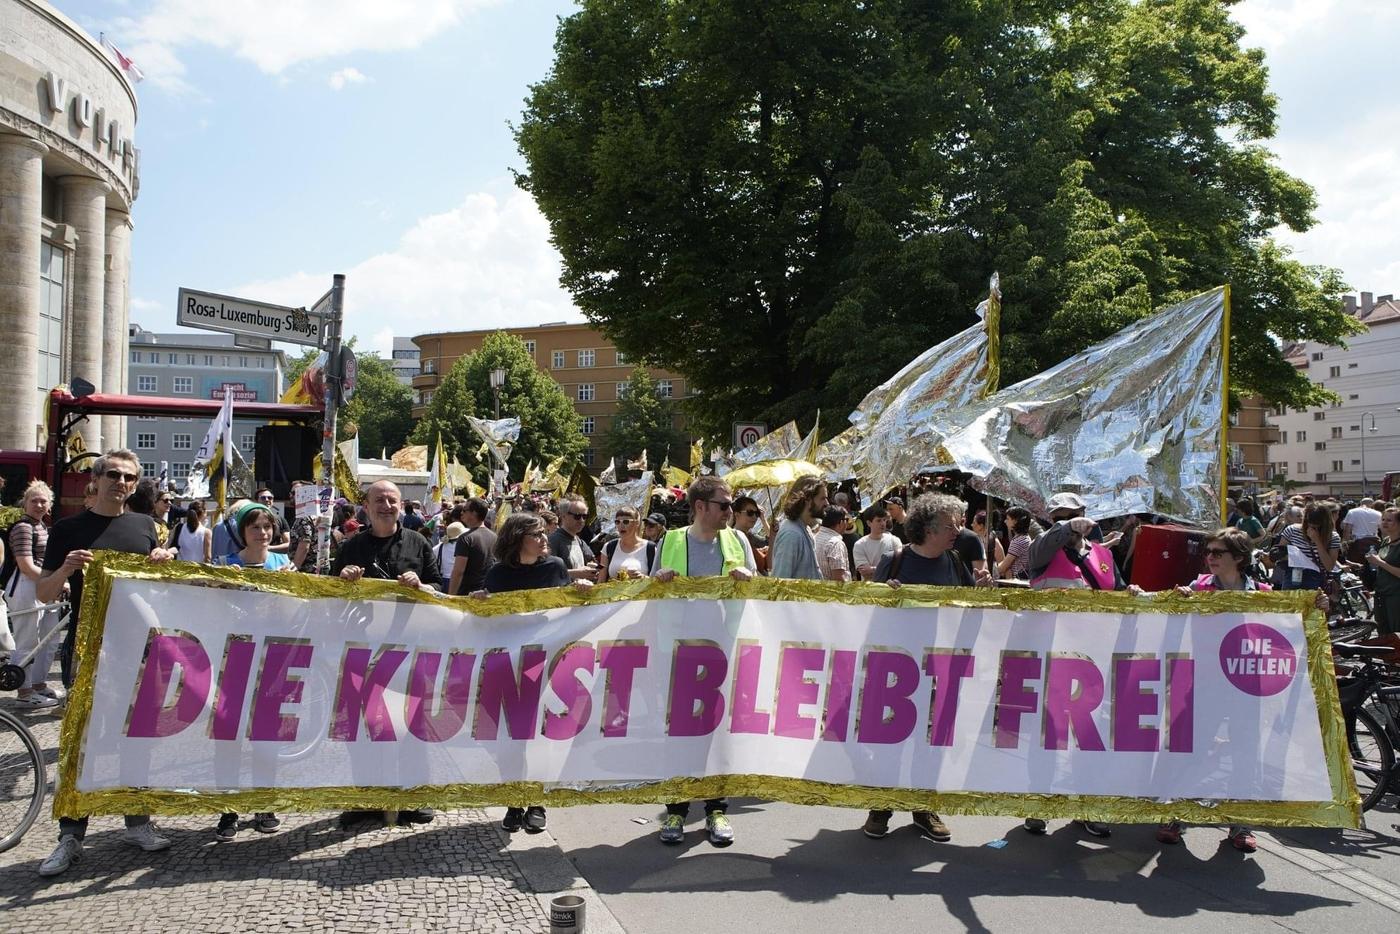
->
[36, 449, 178, 876]
[651, 475, 757, 847]
[548, 494, 598, 582]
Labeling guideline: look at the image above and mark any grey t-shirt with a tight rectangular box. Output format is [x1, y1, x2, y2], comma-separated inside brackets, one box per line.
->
[650, 528, 757, 577]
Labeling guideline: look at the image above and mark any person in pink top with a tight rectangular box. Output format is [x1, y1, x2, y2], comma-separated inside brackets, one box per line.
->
[1164, 527, 1267, 852]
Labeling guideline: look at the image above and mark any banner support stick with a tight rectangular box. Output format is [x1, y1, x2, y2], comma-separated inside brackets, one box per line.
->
[316, 274, 345, 574]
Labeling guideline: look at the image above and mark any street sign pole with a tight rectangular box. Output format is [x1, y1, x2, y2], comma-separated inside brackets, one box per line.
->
[315, 274, 346, 574]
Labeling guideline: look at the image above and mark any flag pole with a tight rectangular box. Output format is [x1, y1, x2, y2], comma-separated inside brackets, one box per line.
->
[1219, 284, 1232, 526]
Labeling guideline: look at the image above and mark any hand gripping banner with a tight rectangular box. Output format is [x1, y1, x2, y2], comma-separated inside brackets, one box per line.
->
[56, 554, 1359, 827]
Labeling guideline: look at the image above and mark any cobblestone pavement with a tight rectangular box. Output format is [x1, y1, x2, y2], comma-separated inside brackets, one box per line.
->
[0, 706, 576, 933]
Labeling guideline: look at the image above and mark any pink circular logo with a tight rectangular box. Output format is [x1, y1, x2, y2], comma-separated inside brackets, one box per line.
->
[1219, 623, 1297, 696]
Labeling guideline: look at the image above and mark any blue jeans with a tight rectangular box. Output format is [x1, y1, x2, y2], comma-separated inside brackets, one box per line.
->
[1282, 567, 1324, 591]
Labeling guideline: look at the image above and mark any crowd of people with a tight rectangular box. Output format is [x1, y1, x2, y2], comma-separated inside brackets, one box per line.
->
[6, 447, 1399, 878]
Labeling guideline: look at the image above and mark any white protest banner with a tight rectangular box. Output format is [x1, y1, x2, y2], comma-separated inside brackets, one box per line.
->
[56, 556, 1356, 827]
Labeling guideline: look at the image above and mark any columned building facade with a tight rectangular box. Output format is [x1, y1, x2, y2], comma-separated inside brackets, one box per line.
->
[0, 0, 139, 451]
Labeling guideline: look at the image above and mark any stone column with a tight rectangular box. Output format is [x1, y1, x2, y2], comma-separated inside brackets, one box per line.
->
[103, 209, 132, 448]
[60, 175, 109, 450]
[0, 135, 47, 450]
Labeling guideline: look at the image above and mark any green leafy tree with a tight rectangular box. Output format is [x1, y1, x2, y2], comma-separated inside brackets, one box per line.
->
[410, 332, 585, 482]
[409, 355, 479, 463]
[283, 342, 414, 455]
[605, 366, 681, 467]
[516, 0, 1359, 440]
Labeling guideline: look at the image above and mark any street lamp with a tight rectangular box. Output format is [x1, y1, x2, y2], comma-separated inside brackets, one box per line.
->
[489, 367, 506, 420]
[1360, 411, 1378, 497]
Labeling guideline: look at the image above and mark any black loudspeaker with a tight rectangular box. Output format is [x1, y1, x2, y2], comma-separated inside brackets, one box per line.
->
[254, 426, 317, 500]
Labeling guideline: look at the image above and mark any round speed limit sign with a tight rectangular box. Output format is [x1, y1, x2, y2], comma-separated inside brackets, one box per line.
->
[734, 422, 766, 449]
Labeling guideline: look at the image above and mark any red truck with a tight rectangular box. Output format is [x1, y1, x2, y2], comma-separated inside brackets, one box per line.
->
[0, 388, 322, 519]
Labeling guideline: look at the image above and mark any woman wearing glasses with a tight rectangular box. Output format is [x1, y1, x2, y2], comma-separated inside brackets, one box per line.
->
[477, 512, 593, 834]
[598, 506, 655, 582]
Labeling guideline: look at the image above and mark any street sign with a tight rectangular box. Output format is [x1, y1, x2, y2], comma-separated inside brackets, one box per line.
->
[733, 422, 766, 450]
[177, 287, 324, 347]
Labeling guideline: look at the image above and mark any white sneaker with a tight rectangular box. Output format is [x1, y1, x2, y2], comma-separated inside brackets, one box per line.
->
[15, 692, 60, 709]
[38, 836, 83, 876]
[121, 823, 172, 852]
[33, 684, 66, 701]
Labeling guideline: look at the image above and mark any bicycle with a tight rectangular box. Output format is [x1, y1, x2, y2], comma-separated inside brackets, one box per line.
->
[1333, 641, 1400, 812]
[0, 599, 69, 852]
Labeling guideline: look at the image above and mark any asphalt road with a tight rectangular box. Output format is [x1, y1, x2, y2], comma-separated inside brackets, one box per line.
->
[543, 798, 1400, 933]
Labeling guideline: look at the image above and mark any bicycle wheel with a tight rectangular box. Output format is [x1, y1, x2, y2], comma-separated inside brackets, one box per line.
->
[0, 709, 46, 853]
[1347, 706, 1394, 813]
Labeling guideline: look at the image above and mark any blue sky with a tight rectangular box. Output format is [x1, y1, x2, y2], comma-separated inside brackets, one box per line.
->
[60, 0, 1400, 359]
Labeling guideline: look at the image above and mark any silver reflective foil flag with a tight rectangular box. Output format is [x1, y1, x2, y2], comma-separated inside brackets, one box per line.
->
[594, 471, 654, 536]
[939, 288, 1225, 525]
[466, 416, 522, 466]
[818, 306, 990, 495]
[714, 421, 803, 478]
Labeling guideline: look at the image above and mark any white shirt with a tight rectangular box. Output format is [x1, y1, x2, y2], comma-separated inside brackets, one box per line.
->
[1342, 507, 1382, 540]
[853, 533, 902, 578]
[173, 523, 210, 562]
[607, 538, 652, 578]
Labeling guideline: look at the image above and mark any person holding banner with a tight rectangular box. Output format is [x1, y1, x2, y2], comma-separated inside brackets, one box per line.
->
[333, 481, 441, 829]
[210, 501, 293, 841]
[769, 476, 827, 580]
[478, 512, 594, 833]
[863, 492, 991, 843]
[651, 475, 757, 847]
[36, 450, 177, 877]
[597, 506, 655, 582]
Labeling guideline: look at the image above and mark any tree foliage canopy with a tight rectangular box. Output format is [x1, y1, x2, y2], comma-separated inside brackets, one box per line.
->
[409, 332, 586, 481]
[516, 0, 1359, 440]
[605, 366, 681, 466]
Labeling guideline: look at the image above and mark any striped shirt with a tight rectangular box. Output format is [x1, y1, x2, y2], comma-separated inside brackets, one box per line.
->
[1282, 524, 1341, 572]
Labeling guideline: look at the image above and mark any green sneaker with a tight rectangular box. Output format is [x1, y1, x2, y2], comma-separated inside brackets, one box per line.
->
[659, 813, 685, 845]
[705, 810, 734, 847]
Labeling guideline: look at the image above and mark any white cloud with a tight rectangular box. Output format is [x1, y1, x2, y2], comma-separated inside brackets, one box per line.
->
[233, 184, 582, 359]
[112, 0, 501, 91]
[1234, 0, 1400, 291]
[327, 67, 370, 91]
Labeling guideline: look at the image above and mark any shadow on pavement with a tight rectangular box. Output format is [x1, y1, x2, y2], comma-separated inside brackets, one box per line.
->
[563, 816, 1354, 933]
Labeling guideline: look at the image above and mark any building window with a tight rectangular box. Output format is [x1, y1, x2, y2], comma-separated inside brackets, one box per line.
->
[1314, 441, 1326, 451]
[1275, 463, 1288, 476]
[578, 349, 596, 367]
[149, 352, 160, 363]
[238, 356, 249, 368]
[583, 448, 595, 466]
[578, 383, 595, 402]
[137, 375, 158, 393]
[615, 350, 628, 366]
[221, 356, 230, 367]
[1349, 394, 1359, 401]
[173, 376, 193, 394]
[172, 433, 192, 450]
[657, 380, 674, 398]
[1351, 459, 1361, 466]
[1327, 365, 1340, 378]
[168, 353, 179, 364]
[525, 340, 536, 356]
[423, 359, 435, 374]
[1313, 412, 1325, 421]
[552, 351, 564, 369]
[581, 416, 595, 435]
[1331, 427, 1342, 439]
[130, 350, 139, 363]
[1315, 473, 1327, 483]
[38, 242, 65, 391]
[1348, 363, 1358, 369]
[422, 391, 433, 404]
[141, 463, 156, 479]
[1295, 430, 1306, 442]
[1297, 462, 1307, 475]
[241, 433, 256, 451]
[1331, 460, 1344, 472]
[1332, 400, 1342, 408]
[136, 432, 156, 449]
[172, 462, 191, 480]
[257, 357, 266, 368]
[616, 382, 628, 399]
[185, 354, 195, 365]
[1311, 352, 1323, 361]
[204, 355, 214, 366]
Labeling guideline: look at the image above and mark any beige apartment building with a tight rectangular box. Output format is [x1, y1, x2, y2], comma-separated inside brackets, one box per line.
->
[411, 322, 690, 468]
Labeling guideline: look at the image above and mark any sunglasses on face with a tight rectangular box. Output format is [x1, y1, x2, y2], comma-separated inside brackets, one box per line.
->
[736, 509, 759, 518]
[1205, 547, 1233, 557]
[526, 530, 548, 541]
[700, 499, 734, 511]
[104, 469, 139, 483]
[567, 511, 589, 519]
[615, 517, 634, 525]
